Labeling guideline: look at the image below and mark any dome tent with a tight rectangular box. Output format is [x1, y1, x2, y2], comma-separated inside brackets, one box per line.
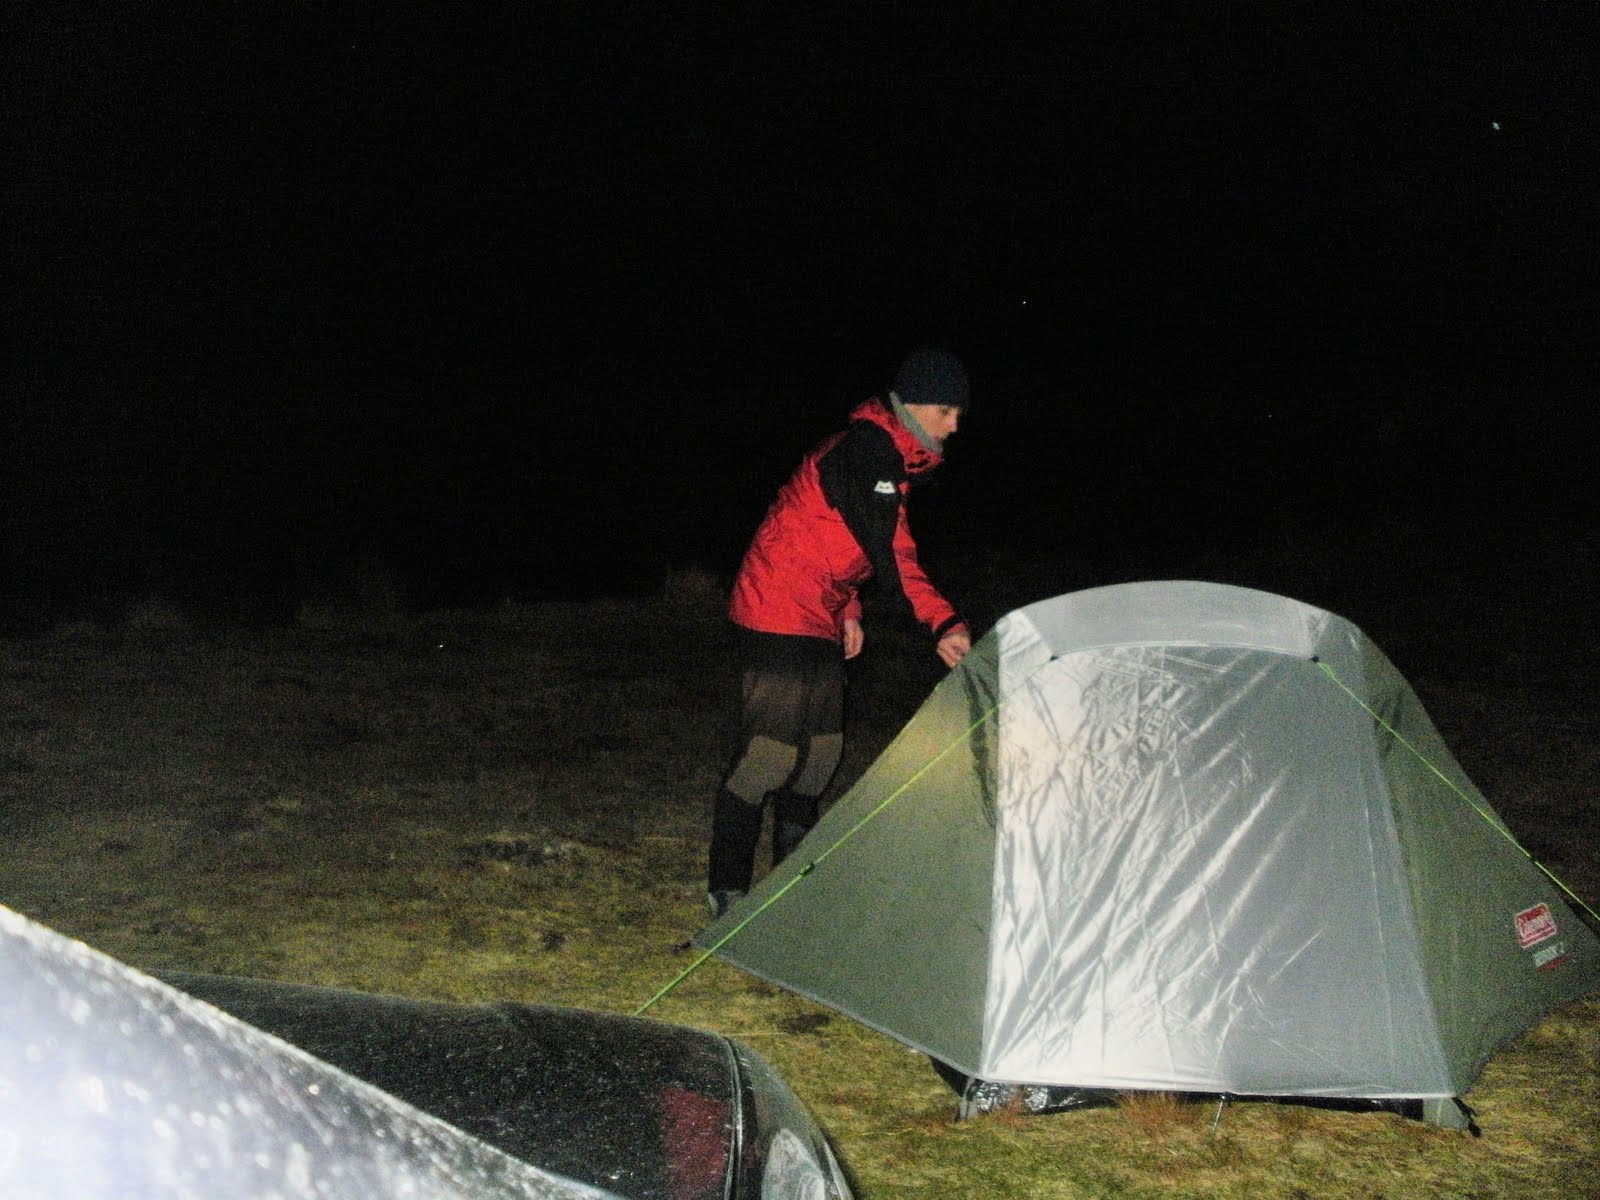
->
[697, 581, 1600, 1128]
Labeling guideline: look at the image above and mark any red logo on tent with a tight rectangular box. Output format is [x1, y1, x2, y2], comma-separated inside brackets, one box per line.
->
[1515, 903, 1558, 949]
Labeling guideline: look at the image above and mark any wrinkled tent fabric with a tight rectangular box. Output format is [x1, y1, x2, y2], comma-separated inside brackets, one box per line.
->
[698, 581, 1600, 1119]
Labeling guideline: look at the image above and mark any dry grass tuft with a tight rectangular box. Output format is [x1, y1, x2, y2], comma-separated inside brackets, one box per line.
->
[1118, 1090, 1202, 1139]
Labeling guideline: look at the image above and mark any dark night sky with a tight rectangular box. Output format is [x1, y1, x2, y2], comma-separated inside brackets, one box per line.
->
[4, 7, 1595, 627]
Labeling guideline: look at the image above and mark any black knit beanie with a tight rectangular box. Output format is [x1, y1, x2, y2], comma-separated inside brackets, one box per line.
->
[891, 347, 970, 413]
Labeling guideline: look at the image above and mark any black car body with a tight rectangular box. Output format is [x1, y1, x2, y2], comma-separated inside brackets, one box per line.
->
[0, 903, 852, 1200]
[161, 971, 854, 1200]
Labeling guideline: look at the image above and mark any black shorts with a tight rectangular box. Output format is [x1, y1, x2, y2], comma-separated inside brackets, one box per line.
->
[735, 628, 844, 749]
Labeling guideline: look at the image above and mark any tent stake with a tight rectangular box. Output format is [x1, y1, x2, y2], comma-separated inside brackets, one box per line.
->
[1210, 1094, 1231, 1137]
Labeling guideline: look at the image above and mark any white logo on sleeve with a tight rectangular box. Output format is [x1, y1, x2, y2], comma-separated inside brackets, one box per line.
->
[873, 480, 896, 495]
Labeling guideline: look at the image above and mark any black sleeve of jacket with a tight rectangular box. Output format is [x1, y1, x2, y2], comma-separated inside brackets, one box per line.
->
[817, 422, 910, 612]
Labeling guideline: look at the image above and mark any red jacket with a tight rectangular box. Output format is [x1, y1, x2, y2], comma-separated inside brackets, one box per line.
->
[729, 398, 965, 644]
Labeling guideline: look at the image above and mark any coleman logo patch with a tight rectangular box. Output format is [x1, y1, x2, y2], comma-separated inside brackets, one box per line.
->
[1516, 903, 1558, 949]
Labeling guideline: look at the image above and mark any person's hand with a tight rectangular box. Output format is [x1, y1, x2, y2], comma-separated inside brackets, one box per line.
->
[936, 627, 971, 668]
[841, 618, 865, 660]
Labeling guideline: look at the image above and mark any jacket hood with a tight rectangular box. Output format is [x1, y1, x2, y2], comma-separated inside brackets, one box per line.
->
[849, 397, 943, 476]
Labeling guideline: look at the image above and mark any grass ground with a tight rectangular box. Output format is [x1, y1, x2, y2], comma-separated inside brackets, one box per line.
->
[2, 586, 1596, 1199]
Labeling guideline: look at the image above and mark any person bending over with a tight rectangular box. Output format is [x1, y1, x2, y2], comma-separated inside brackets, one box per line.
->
[706, 347, 974, 918]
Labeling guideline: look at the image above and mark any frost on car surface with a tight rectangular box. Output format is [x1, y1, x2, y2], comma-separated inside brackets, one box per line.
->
[159, 970, 854, 1200]
[0, 901, 850, 1200]
[0, 902, 614, 1200]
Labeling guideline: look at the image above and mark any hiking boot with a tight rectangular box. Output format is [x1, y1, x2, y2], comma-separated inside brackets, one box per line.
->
[707, 889, 745, 920]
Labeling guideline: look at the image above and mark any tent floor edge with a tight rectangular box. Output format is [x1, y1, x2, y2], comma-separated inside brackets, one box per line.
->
[928, 1057, 1483, 1134]
[1422, 1096, 1481, 1135]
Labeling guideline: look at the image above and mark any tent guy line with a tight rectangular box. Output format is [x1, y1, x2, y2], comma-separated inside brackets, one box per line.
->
[642, 616, 1599, 1020]
[687, 582, 1597, 1126]
[635, 658, 1029, 1017]
[1313, 656, 1599, 926]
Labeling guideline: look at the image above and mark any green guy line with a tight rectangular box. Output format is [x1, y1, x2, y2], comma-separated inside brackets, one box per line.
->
[639, 650, 1597, 1018]
[635, 665, 1016, 1016]
[1314, 657, 1598, 924]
